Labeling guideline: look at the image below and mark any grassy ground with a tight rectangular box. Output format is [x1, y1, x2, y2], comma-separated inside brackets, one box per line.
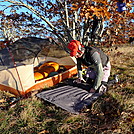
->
[0, 45, 133, 134]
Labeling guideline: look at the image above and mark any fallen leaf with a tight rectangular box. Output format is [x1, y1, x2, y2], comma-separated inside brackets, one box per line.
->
[38, 130, 49, 134]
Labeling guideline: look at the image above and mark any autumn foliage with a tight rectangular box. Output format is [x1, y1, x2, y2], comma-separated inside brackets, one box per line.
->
[0, 0, 133, 50]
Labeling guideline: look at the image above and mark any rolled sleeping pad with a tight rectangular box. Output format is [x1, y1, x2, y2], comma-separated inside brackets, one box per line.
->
[34, 61, 59, 81]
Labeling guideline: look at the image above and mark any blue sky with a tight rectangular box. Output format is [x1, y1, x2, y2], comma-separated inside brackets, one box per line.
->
[0, 0, 133, 40]
[0, 1, 31, 15]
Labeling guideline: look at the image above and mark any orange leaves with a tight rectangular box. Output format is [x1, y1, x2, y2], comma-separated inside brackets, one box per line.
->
[103, 9, 111, 19]
[85, 13, 91, 19]
[69, 0, 112, 20]
[79, 2, 111, 20]
[126, 13, 134, 18]
[80, 12, 84, 18]
[71, 4, 79, 11]
[92, 7, 103, 18]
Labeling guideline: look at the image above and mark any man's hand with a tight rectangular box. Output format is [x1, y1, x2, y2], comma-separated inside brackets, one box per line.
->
[73, 78, 86, 83]
[89, 88, 96, 93]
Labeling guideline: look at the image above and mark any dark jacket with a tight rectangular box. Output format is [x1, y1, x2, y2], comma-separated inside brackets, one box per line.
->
[77, 46, 109, 90]
[77, 46, 109, 70]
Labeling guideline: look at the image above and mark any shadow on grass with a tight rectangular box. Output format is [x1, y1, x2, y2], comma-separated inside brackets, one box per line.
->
[36, 79, 124, 133]
[0, 79, 125, 134]
[73, 93, 124, 133]
[42, 93, 124, 134]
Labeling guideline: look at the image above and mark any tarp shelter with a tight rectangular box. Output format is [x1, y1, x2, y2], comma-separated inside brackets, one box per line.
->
[0, 37, 77, 96]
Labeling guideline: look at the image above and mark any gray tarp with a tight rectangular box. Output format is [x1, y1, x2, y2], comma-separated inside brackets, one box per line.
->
[37, 85, 103, 114]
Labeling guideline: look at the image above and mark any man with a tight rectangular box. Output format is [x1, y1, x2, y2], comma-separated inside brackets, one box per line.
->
[68, 40, 111, 93]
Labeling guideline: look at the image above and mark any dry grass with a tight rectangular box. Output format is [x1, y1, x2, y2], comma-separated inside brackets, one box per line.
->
[0, 45, 134, 134]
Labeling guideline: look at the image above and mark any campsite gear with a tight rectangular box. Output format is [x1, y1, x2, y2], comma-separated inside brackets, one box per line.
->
[37, 74, 119, 114]
[34, 61, 60, 81]
[37, 85, 104, 114]
[48, 72, 59, 77]
[37, 74, 120, 114]
[0, 37, 77, 97]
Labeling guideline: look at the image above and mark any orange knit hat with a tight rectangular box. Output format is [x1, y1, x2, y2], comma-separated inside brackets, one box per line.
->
[68, 40, 84, 57]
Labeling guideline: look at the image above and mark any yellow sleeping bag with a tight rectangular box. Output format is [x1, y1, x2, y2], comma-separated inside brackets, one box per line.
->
[34, 61, 59, 81]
